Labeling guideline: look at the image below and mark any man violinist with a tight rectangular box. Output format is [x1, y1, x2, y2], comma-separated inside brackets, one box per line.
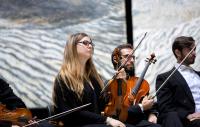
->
[156, 36, 200, 127]
[103, 44, 161, 127]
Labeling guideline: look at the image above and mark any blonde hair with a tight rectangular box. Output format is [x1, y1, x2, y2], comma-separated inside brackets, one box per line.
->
[53, 33, 104, 99]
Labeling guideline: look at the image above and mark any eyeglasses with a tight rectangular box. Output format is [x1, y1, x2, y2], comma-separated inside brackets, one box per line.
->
[77, 40, 95, 47]
[120, 54, 135, 60]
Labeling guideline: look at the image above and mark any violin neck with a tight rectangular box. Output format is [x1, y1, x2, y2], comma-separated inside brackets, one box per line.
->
[117, 79, 123, 96]
[132, 62, 151, 95]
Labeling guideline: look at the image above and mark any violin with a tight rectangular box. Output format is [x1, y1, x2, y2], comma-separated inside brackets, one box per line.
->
[103, 53, 156, 122]
[0, 104, 32, 126]
[124, 53, 156, 105]
[103, 78, 127, 120]
[100, 32, 147, 94]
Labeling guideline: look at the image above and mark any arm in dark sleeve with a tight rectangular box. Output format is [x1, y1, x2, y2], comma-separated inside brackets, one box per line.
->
[97, 79, 110, 112]
[53, 78, 107, 125]
[156, 74, 176, 113]
[0, 79, 26, 109]
[128, 91, 159, 118]
[127, 104, 145, 123]
[128, 104, 144, 117]
[0, 120, 12, 127]
[156, 74, 190, 120]
[143, 102, 159, 118]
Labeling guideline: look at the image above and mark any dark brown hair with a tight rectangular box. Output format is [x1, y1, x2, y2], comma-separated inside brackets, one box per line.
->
[111, 44, 133, 69]
[172, 36, 195, 58]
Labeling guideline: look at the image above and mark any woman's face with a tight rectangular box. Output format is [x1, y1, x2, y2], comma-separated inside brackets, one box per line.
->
[76, 36, 94, 61]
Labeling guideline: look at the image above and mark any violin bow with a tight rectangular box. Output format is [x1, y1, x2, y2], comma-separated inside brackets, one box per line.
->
[22, 103, 91, 127]
[100, 32, 147, 94]
[116, 32, 147, 72]
[151, 44, 197, 99]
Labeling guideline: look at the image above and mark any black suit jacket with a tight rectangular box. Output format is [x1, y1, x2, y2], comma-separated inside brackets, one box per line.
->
[0, 78, 26, 127]
[53, 76, 107, 126]
[0, 78, 26, 109]
[156, 67, 200, 122]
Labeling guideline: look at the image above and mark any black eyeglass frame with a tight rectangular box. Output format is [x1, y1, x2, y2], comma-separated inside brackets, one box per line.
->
[76, 40, 95, 47]
[120, 54, 136, 60]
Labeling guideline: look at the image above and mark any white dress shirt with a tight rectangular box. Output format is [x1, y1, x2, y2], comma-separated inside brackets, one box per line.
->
[175, 63, 200, 112]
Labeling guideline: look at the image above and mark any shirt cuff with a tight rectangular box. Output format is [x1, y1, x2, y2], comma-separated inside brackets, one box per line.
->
[138, 103, 144, 112]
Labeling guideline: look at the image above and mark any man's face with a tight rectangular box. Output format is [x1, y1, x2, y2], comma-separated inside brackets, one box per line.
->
[120, 48, 135, 76]
[178, 43, 196, 66]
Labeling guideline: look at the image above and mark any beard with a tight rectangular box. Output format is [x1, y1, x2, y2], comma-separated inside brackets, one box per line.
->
[125, 65, 135, 76]
[179, 50, 196, 66]
[184, 58, 195, 65]
[180, 54, 195, 66]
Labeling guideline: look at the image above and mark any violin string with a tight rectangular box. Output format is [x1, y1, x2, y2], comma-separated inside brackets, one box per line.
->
[22, 103, 91, 127]
[131, 53, 156, 95]
[100, 32, 147, 94]
[151, 44, 197, 98]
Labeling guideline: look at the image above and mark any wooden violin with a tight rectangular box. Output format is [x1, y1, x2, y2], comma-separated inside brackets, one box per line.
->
[103, 53, 156, 122]
[0, 104, 32, 126]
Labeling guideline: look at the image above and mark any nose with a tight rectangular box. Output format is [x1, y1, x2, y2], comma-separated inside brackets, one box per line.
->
[191, 45, 196, 55]
[87, 43, 93, 48]
[191, 49, 196, 56]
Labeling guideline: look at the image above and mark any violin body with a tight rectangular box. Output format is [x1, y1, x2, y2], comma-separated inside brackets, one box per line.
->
[124, 76, 149, 106]
[103, 79, 128, 120]
[103, 77, 150, 122]
[0, 104, 32, 126]
[120, 76, 150, 122]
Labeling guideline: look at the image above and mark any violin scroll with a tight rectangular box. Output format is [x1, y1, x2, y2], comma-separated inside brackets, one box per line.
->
[145, 53, 157, 64]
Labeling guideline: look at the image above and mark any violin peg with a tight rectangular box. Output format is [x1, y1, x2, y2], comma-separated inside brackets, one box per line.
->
[150, 53, 156, 58]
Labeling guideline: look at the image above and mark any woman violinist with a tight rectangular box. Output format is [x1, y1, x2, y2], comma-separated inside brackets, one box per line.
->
[103, 44, 161, 127]
[52, 33, 125, 127]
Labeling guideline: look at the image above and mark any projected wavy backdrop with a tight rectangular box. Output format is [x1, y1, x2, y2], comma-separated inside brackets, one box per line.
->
[0, 0, 199, 107]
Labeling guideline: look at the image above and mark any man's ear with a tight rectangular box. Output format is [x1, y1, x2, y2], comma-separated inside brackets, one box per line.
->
[112, 48, 121, 69]
[113, 56, 118, 63]
[175, 49, 181, 58]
